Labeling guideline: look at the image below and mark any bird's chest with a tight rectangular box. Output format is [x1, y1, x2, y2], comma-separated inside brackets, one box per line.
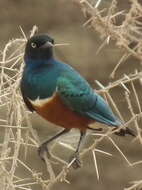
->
[21, 68, 58, 100]
[29, 93, 68, 126]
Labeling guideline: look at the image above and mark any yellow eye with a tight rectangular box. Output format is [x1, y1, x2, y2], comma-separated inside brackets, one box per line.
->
[31, 42, 37, 48]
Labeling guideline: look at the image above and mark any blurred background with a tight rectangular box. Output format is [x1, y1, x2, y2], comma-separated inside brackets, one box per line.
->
[0, 0, 142, 190]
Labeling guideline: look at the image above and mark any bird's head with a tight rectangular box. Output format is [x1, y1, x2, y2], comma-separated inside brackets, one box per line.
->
[24, 34, 54, 61]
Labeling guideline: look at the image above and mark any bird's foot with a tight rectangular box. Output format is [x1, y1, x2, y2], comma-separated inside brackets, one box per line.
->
[69, 153, 82, 169]
[38, 143, 51, 161]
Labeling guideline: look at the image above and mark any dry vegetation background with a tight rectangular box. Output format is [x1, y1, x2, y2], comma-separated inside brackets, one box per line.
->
[0, 0, 142, 190]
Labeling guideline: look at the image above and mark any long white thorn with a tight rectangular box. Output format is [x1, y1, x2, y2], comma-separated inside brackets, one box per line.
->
[92, 150, 100, 180]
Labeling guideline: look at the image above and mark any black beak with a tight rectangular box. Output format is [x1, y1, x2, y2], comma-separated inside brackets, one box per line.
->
[41, 41, 53, 48]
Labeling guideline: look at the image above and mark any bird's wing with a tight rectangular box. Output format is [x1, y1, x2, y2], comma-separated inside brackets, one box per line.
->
[57, 68, 97, 112]
[57, 68, 121, 127]
[21, 91, 35, 112]
[85, 94, 121, 126]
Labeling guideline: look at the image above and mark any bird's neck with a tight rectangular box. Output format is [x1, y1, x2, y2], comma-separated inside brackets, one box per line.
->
[24, 47, 54, 60]
[24, 57, 55, 70]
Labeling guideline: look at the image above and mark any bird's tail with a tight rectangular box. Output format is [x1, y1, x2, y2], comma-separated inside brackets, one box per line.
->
[113, 127, 136, 137]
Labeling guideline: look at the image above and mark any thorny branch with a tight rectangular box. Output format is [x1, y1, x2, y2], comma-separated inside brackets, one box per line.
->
[0, 0, 142, 189]
[75, 0, 142, 78]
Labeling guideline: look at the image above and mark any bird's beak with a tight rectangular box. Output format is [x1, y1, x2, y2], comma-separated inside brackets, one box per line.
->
[41, 41, 54, 48]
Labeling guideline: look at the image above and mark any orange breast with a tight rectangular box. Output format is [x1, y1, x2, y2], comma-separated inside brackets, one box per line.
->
[31, 94, 93, 131]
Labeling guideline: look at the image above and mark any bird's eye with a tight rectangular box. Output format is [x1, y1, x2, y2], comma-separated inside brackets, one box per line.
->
[31, 42, 37, 48]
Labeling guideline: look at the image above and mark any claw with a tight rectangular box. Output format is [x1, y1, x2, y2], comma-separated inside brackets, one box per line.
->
[69, 153, 82, 169]
[38, 143, 51, 161]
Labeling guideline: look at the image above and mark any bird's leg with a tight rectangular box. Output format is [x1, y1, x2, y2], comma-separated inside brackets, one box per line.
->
[70, 130, 86, 169]
[38, 128, 70, 161]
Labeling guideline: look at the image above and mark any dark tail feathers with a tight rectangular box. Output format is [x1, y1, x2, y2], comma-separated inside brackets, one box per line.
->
[113, 127, 136, 137]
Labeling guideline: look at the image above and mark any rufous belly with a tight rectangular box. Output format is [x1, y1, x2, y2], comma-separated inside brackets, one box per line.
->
[30, 94, 93, 131]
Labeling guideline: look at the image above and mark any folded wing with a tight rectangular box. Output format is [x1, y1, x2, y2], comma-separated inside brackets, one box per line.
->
[57, 67, 121, 127]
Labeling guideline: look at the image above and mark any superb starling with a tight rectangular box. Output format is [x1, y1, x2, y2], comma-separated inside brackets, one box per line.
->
[20, 34, 135, 168]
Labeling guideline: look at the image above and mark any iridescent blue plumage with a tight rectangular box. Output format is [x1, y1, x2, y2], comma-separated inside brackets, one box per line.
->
[56, 64, 121, 127]
[21, 58, 61, 100]
[21, 56, 121, 127]
[20, 34, 135, 168]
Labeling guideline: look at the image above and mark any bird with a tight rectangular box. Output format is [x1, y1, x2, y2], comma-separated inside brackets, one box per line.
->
[20, 34, 135, 168]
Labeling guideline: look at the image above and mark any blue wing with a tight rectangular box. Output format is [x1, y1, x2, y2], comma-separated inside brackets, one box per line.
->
[85, 94, 121, 126]
[57, 64, 121, 127]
